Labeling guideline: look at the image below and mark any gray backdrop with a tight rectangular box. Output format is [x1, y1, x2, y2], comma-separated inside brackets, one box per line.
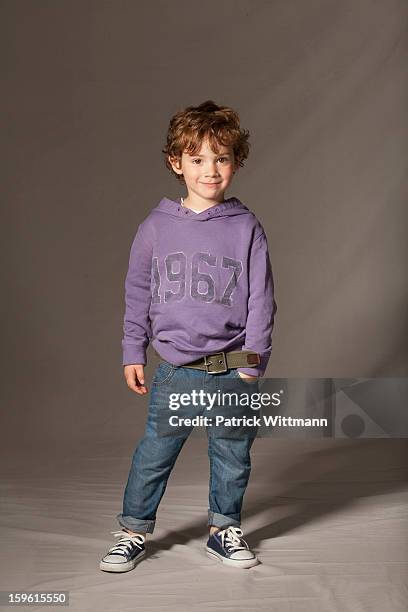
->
[2, 0, 406, 457]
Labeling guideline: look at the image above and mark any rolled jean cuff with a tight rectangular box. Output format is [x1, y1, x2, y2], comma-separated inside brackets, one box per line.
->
[208, 510, 241, 529]
[116, 513, 156, 534]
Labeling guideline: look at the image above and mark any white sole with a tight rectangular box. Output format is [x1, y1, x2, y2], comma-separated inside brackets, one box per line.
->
[99, 549, 146, 573]
[206, 547, 258, 569]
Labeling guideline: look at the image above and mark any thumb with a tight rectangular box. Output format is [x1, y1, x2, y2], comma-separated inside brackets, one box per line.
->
[135, 365, 145, 385]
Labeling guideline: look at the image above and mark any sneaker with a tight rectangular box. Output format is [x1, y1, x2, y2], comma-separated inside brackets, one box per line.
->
[99, 530, 146, 573]
[206, 526, 258, 569]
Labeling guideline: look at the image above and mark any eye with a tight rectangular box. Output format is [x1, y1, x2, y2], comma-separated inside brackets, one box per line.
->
[192, 159, 201, 164]
[218, 157, 228, 163]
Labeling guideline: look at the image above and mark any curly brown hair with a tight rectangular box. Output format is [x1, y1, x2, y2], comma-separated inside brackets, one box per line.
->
[162, 100, 250, 184]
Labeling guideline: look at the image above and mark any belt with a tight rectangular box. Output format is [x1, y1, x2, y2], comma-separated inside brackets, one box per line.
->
[154, 349, 260, 374]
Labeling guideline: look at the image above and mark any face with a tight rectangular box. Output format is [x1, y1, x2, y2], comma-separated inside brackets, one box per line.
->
[169, 138, 237, 203]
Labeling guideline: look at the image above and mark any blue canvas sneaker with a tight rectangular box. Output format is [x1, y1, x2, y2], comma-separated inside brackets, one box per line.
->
[99, 530, 146, 573]
[206, 526, 258, 569]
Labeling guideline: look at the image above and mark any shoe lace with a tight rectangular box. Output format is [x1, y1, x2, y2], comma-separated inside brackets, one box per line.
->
[108, 530, 145, 555]
[219, 526, 249, 553]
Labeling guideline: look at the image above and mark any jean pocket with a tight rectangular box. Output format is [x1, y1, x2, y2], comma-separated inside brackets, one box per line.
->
[152, 361, 177, 386]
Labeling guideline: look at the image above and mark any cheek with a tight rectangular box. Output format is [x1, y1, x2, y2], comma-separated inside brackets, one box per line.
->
[222, 166, 234, 179]
[182, 166, 195, 178]
[184, 168, 201, 183]
[191, 167, 202, 178]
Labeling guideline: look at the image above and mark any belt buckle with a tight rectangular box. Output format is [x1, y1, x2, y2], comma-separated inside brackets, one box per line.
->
[204, 352, 227, 374]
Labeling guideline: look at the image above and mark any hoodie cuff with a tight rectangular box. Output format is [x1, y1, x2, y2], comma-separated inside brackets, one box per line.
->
[122, 344, 147, 366]
[237, 366, 262, 377]
[237, 350, 270, 377]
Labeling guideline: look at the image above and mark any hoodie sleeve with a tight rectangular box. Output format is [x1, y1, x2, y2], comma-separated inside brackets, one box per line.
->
[121, 223, 153, 366]
[238, 231, 277, 377]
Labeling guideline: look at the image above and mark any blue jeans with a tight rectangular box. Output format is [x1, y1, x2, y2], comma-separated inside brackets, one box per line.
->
[116, 361, 259, 534]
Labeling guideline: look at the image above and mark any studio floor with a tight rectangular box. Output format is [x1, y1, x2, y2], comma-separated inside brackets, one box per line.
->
[1, 438, 407, 611]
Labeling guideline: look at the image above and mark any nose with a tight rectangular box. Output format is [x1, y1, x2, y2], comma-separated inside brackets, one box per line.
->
[205, 162, 220, 177]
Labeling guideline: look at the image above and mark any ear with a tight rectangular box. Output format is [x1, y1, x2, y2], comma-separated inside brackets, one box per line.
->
[168, 155, 183, 175]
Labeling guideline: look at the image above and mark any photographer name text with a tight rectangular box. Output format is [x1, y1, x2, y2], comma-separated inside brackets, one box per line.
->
[168, 415, 328, 428]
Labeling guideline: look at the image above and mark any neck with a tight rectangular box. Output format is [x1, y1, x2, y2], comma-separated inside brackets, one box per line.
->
[181, 193, 225, 212]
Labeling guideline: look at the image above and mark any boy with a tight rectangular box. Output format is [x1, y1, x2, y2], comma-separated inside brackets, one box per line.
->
[100, 100, 277, 572]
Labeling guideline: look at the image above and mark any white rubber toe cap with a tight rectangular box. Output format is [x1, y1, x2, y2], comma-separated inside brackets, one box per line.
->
[230, 549, 256, 561]
[102, 554, 126, 564]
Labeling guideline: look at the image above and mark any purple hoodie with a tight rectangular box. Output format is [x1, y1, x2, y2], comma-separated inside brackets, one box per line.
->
[122, 196, 277, 376]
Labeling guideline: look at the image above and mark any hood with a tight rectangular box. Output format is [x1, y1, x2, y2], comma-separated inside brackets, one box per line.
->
[153, 196, 252, 221]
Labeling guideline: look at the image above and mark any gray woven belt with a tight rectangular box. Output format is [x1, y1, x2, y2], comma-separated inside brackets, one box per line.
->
[154, 349, 260, 374]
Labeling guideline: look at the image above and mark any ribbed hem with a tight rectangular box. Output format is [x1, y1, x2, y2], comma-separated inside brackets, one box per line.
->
[237, 367, 263, 377]
[122, 343, 147, 366]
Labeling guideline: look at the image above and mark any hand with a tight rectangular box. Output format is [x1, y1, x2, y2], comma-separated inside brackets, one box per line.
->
[124, 364, 148, 395]
[237, 371, 259, 383]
